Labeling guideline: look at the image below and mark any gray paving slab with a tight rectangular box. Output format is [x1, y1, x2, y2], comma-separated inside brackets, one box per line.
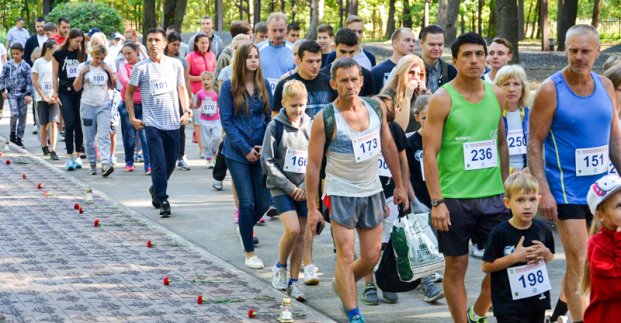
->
[0, 105, 568, 322]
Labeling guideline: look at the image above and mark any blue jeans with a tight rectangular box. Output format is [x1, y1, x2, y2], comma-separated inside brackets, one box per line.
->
[118, 101, 150, 168]
[145, 126, 179, 202]
[225, 158, 270, 252]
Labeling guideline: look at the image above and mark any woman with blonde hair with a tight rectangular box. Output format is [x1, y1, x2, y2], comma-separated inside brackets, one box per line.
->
[494, 64, 531, 172]
[378, 54, 427, 132]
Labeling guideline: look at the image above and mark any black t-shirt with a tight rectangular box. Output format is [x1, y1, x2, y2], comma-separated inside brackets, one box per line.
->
[483, 220, 555, 317]
[380, 122, 407, 197]
[319, 63, 375, 97]
[406, 131, 430, 208]
[53, 49, 82, 94]
[321, 53, 330, 68]
[272, 72, 337, 118]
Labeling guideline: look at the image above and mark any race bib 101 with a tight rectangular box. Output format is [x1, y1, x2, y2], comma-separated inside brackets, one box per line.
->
[150, 79, 173, 96]
[463, 140, 498, 171]
[352, 129, 381, 163]
[378, 155, 391, 177]
[283, 149, 308, 174]
[575, 145, 608, 177]
[507, 261, 551, 300]
[507, 130, 526, 156]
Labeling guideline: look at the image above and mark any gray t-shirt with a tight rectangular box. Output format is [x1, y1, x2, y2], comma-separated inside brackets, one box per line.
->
[218, 65, 232, 82]
[129, 55, 185, 130]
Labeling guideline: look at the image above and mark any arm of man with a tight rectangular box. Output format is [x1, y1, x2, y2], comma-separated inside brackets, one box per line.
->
[125, 84, 143, 130]
[494, 86, 509, 181]
[422, 89, 452, 231]
[52, 57, 60, 102]
[177, 64, 190, 125]
[306, 112, 327, 231]
[378, 99, 408, 206]
[527, 80, 558, 222]
[600, 75, 621, 171]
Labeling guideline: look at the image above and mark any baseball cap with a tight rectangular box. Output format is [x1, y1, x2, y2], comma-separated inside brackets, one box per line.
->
[113, 32, 124, 40]
[587, 174, 621, 215]
[87, 27, 101, 37]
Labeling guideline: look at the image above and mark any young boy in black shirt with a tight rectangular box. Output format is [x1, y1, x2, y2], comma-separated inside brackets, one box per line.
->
[482, 171, 555, 323]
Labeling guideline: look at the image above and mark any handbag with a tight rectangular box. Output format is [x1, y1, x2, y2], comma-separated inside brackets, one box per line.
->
[374, 238, 421, 293]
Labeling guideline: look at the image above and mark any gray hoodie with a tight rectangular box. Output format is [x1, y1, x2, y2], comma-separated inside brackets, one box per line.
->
[261, 109, 311, 197]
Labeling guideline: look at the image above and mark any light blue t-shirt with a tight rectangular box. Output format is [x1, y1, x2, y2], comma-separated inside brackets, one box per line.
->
[256, 40, 295, 94]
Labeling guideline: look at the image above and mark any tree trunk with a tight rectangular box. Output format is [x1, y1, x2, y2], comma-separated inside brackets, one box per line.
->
[43, 0, 53, 15]
[143, 0, 157, 46]
[403, 0, 413, 28]
[338, 0, 344, 28]
[307, 0, 320, 40]
[592, 0, 601, 28]
[495, 0, 520, 62]
[215, 0, 223, 30]
[477, 0, 483, 34]
[444, 0, 460, 43]
[349, 0, 358, 16]
[541, 0, 549, 51]
[385, 0, 396, 38]
[525, 0, 533, 39]
[424, 0, 430, 27]
[254, 0, 261, 25]
[162, 0, 188, 30]
[438, 0, 447, 26]
[488, 0, 495, 38]
[281, 0, 285, 13]
[518, 0, 524, 40]
[556, 0, 577, 51]
[291, 0, 296, 22]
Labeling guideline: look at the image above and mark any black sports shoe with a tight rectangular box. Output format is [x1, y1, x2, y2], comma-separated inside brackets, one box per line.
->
[42, 146, 50, 155]
[149, 186, 161, 209]
[160, 200, 171, 218]
[50, 151, 59, 160]
[102, 165, 114, 177]
[15, 138, 25, 148]
[265, 206, 278, 218]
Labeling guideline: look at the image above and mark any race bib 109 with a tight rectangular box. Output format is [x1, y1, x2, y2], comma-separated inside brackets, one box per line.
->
[463, 140, 498, 171]
[507, 130, 526, 156]
[507, 261, 551, 300]
[283, 149, 308, 174]
[575, 145, 608, 177]
[352, 129, 381, 163]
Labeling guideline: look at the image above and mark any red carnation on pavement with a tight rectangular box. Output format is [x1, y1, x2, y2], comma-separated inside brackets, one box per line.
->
[248, 309, 257, 318]
[22, 173, 26, 179]
[37, 183, 43, 189]
[44, 190, 49, 198]
[93, 219, 100, 227]
[74, 203, 80, 210]
[147, 240, 153, 248]
[196, 295, 204, 304]
[79, 207, 84, 214]
[5, 159, 10, 165]
[163, 276, 170, 285]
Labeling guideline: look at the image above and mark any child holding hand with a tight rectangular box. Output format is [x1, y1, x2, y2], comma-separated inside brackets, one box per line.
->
[195, 71, 221, 168]
[583, 174, 621, 322]
[482, 171, 555, 323]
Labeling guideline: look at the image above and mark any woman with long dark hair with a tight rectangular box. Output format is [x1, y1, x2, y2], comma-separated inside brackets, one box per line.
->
[220, 43, 272, 269]
[52, 28, 87, 170]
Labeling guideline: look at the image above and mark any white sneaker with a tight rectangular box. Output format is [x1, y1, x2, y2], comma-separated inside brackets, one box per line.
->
[245, 255, 264, 269]
[288, 280, 306, 302]
[272, 262, 288, 291]
[303, 264, 320, 285]
[470, 245, 484, 259]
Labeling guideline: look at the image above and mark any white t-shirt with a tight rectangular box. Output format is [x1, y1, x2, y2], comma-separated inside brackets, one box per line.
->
[78, 63, 110, 106]
[32, 57, 55, 101]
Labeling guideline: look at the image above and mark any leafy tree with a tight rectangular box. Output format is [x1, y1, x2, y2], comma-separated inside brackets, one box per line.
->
[46, 2, 123, 36]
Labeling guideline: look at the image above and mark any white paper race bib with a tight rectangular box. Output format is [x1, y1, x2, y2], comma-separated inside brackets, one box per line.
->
[420, 156, 425, 181]
[149, 79, 173, 96]
[575, 145, 609, 176]
[463, 140, 498, 170]
[42, 81, 53, 94]
[507, 130, 527, 156]
[267, 78, 279, 94]
[66, 62, 78, 78]
[200, 100, 217, 116]
[507, 261, 551, 300]
[352, 129, 381, 163]
[609, 161, 618, 176]
[88, 71, 107, 87]
[283, 149, 308, 174]
[378, 155, 391, 177]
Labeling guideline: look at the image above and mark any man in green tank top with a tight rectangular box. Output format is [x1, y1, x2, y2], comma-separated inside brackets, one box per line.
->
[423, 32, 509, 323]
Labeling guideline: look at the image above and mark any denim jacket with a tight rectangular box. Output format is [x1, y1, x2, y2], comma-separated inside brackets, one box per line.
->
[220, 79, 273, 163]
[1, 60, 33, 98]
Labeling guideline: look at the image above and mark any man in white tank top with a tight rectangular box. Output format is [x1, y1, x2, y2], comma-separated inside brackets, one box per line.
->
[305, 58, 408, 323]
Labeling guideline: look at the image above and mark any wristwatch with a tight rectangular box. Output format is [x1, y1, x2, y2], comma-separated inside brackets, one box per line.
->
[431, 199, 445, 207]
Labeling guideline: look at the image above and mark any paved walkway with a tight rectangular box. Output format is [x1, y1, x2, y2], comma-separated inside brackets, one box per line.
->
[0, 107, 568, 322]
[0, 136, 331, 322]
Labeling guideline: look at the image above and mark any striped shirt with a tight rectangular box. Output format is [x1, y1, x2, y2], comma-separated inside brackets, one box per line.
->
[129, 55, 185, 130]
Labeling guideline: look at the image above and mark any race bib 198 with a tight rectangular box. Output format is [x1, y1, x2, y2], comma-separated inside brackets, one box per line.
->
[150, 79, 172, 96]
[463, 140, 498, 171]
[200, 100, 217, 116]
[352, 129, 381, 163]
[283, 149, 308, 174]
[507, 261, 551, 300]
[507, 130, 526, 156]
[575, 145, 609, 176]
[378, 155, 391, 177]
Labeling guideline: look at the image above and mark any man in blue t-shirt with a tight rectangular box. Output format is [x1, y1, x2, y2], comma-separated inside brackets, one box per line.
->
[257, 12, 296, 94]
[370, 27, 416, 94]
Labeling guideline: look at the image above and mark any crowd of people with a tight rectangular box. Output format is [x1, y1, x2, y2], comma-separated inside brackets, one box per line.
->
[1, 11, 621, 323]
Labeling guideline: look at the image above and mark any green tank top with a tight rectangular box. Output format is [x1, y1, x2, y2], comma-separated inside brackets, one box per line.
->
[437, 82, 504, 198]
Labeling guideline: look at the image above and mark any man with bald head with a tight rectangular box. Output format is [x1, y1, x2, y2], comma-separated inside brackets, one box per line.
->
[528, 24, 621, 323]
[257, 12, 296, 94]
